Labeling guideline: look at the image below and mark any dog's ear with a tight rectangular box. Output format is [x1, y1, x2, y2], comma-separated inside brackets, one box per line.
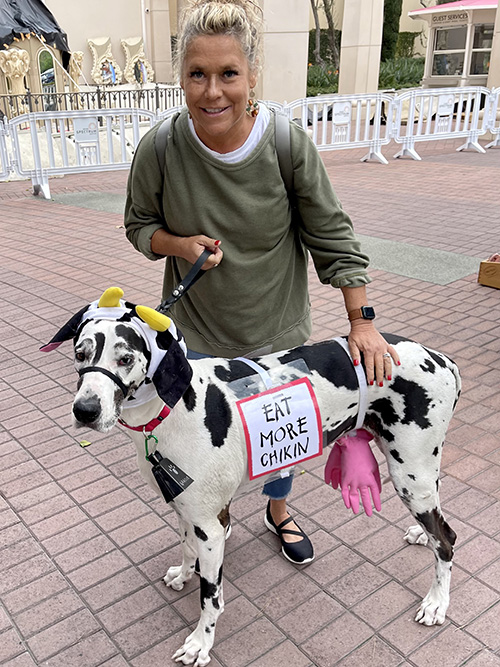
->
[40, 304, 90, 352]
[152, 330, 193, 408]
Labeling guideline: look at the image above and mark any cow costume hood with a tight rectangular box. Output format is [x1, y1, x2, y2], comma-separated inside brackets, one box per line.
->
[40, 287, 192, 408]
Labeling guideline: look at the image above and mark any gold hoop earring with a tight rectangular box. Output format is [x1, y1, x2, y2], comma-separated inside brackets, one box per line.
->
[246, 90, 259, 118]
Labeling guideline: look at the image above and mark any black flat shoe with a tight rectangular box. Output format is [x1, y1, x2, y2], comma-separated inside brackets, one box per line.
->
[264, 501, 314, 565]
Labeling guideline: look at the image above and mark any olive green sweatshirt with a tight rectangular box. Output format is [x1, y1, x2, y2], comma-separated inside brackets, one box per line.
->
[124, 108, 370, 358]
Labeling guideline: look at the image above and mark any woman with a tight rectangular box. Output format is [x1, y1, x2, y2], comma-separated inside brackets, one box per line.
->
[124, 0, 398, 565]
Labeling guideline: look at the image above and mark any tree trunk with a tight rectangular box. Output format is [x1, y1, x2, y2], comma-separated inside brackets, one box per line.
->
[309, 0, 325, 67]
[323, 0, 339, 70]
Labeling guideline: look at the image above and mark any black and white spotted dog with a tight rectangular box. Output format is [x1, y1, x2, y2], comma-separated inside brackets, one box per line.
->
[42, 289, 460, 667]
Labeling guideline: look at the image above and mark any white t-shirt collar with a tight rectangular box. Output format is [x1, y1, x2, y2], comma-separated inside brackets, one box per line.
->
[188, 103, 271, 163]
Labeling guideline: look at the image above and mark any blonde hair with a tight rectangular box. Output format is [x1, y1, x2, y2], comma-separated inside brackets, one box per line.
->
[175, 0, 263, 78]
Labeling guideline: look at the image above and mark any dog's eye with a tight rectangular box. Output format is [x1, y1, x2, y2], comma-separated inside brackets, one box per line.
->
[118, 356, 133, 367]
[75, 351, 85, 362]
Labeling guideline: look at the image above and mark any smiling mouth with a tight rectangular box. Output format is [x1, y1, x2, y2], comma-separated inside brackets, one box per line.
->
[202, 107, 229, 115]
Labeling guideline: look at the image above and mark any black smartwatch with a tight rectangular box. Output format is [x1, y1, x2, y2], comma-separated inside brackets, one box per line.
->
[348, 306, 376, 322]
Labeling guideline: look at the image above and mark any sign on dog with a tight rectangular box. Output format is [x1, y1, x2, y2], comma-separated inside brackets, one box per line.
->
[237, 378, 322, 480]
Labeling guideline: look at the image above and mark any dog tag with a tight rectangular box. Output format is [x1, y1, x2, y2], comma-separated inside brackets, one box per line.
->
[147, 451, 194, 504]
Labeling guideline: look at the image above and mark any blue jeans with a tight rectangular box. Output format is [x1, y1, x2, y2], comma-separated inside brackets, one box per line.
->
[187, 349, 294, 500]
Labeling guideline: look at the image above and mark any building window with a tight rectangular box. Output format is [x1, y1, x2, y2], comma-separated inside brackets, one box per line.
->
[432, 26, 467, 76]
[470, 24, 494, 75]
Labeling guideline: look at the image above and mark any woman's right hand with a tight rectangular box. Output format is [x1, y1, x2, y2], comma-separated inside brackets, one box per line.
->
[151, 230, 223, 270]
[179, 235, 223, 270]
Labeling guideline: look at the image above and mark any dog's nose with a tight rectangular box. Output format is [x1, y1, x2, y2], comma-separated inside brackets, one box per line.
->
[73, 397, 102, 424]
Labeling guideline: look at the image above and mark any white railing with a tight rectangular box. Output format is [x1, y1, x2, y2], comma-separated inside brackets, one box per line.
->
[8, 107, 157, 198]
[0, 119, 11, 180]
[285, 92, 394, 164]
[157, 105, 185, 122]
[485, 87, 500, 149]
[391, 86, 491, 160]
[1, 88, 499, 197]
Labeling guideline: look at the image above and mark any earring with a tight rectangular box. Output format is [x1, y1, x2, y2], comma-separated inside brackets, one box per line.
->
[246, 90, 259, 118]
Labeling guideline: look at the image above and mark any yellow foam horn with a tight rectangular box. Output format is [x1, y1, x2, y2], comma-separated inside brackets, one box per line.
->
[136, 305, 171, 332]
[98, 287, 124, 308]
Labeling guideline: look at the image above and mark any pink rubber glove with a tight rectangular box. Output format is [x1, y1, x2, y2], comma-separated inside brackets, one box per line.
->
[324, 429, 382, 516]
[324, 441, 342, 490]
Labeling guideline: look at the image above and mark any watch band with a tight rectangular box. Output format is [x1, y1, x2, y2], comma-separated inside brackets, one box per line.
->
[348, 306, 375, 322]
[348, 308, 364, 322]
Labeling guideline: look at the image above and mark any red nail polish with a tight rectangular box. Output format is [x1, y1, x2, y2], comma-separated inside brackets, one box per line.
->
[387, 375, 392, 381]
[353, 359, 360, 366]
[379, 382, 383, 387]
[397, 361, 401, 366]
[214, 240, 221, 246]
[370, 380, 374, 386]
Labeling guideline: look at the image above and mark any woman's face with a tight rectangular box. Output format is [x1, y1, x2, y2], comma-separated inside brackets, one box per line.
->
[181, 34, 257, 153]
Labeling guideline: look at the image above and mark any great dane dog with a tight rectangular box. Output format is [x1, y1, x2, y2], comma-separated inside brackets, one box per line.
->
[42, 287, 460, 667]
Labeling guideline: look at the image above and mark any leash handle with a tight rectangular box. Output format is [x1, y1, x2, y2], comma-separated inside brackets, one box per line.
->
[157, 248, 212, 313]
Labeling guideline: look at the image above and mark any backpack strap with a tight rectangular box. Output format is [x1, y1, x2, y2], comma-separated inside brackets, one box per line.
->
[274, 110, 294, 200]
[154, 116, 173, 179]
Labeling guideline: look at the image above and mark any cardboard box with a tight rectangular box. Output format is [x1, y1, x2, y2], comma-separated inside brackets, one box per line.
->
[478, 260, 500, 289]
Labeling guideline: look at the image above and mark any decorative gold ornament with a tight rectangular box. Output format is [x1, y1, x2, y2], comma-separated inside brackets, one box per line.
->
[88, 37, 122, 85]
[68, 51, 84, 90]
[121, 37, 154, 85]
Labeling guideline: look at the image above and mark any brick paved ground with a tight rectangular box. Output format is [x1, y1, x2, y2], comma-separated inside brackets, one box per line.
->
[0, 141, 499, 667]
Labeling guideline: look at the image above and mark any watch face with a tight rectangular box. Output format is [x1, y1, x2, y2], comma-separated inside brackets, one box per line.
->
[361, 306, 376, 320]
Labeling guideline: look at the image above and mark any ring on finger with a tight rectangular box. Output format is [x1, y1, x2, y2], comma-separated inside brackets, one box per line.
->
[383, 353, 391, 359]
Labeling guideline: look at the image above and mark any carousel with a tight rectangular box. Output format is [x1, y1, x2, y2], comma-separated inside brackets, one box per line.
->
[0, 0, 155, 117]
[0, 0, 74, 112]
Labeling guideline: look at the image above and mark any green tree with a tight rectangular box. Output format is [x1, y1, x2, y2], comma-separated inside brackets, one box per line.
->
[381, 0, 403, 62]
[39, 49, 53, 73]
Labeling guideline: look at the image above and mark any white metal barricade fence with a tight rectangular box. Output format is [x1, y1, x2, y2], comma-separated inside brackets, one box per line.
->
[284, 93, 394, 164]
[485, 87, 500, 149]
[391, 86, 491, 160]
[157, 101, 284, 122]
[0, 118, 11, 181]
[8, 107, 158, 198]
[157, 105, 186, 122]
[1, 89, 499, 196]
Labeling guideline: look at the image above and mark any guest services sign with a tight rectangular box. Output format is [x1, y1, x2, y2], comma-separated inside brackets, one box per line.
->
[237, 378, 323, 480]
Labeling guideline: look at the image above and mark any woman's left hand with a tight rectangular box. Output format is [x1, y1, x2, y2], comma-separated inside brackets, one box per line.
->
[347, 321, 400, 386]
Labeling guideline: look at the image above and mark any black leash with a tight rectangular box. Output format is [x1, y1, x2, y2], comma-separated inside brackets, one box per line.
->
[156, 248, 212, 314]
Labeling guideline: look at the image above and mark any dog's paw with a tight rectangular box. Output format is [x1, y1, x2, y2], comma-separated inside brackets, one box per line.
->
[404, 525, 429, 546]
[164, 566, 188, 591]
[172, 630, 211, 666]
[415, 592, 448, 626]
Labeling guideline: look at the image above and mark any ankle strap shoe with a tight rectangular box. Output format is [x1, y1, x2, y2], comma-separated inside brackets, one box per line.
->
[264, 501, 314, 565]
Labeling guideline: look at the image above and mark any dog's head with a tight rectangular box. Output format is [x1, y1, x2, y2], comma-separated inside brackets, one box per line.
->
[41, 287, 193, 432]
